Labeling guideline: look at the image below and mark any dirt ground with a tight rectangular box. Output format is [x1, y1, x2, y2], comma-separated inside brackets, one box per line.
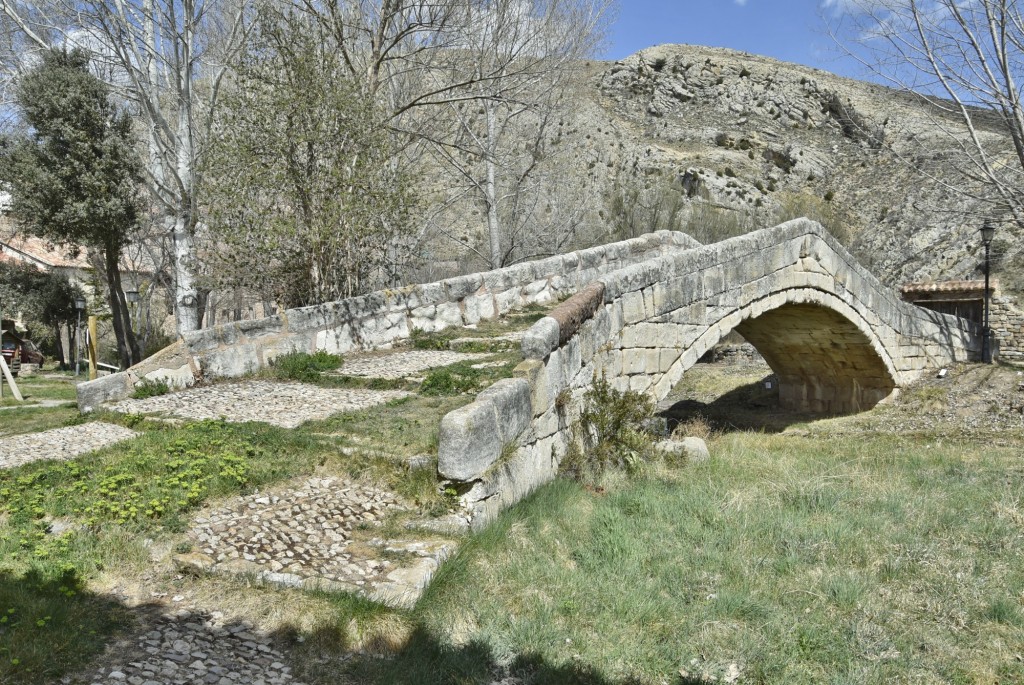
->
[659, 357, 1024, 439]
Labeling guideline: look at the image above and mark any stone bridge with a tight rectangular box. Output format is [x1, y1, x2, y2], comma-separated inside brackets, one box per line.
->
[436, 219, 980, 523]
[78, 218, 980, 525]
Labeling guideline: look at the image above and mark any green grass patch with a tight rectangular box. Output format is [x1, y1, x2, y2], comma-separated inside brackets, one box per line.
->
[322, 432, 1024, 684]
[0, 568, 129, 684]
[269, 350, 344, 382]
[0, 420, 328, 574]
[130, 377, 169, 399]
[0, 405, 83, 439]
[418, 358, 518, 397]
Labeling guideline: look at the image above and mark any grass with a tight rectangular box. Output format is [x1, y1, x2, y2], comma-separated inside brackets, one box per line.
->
[4, 336, 1023, 683]
[0, 373, 82, 438]
[320, 430, 1024, 684]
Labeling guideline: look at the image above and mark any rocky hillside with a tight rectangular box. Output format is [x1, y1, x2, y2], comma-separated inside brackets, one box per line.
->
[567, 44, 1017, 291]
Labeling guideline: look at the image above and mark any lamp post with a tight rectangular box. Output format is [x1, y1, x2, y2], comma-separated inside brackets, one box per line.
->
[74, 296, 86, 376]
[125, 289, 139, 335]
[981, 220, 996, 364]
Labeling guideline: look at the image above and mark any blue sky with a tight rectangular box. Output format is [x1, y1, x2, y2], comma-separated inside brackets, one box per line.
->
[603, 0, 860, 78]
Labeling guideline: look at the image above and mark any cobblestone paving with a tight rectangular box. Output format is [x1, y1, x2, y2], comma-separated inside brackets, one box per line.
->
[0, 423, 139, 470]
[73, 609, 305, 685]
[176, 477, 456, 608]
[339, 350, 492, 379]
[107, 381, 410, 428]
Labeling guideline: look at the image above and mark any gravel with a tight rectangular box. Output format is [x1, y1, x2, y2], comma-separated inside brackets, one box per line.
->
[0, 422, 139, 470]
[107, 381, 410, 428]
[71, 610, 306, 685]
[338, 350, 493, 379]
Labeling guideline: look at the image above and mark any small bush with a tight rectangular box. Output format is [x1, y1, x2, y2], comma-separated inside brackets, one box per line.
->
[270, 350, 343, 382]
[420, 362, 482, 396]
[131, 378, 169, 399]
[410, 328, 451, 351]
[561, 375, 656, 483]
[671, 415, 716, 441]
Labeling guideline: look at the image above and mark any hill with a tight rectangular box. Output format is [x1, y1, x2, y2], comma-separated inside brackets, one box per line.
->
[563, 44, 1017, 291]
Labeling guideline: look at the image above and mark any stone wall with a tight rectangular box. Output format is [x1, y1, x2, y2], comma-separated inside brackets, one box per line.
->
[437, 219, 981, 527]
[990, 294, 1024, 363]
[77, 231, 699, 411]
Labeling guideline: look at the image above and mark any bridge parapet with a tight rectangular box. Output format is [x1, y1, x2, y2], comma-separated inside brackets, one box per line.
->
[439, 219, 981, 525]
[77, 230, 698, 411]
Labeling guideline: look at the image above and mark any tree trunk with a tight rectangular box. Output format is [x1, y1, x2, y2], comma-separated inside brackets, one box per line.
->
[485, 101, 502, 269]
[104, 245, 130, 369]
[53, 323, 66, 370]
[171, 213, 201, 333]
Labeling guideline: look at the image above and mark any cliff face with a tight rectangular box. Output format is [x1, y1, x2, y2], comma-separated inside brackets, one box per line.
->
[571, 44, 1013, 290]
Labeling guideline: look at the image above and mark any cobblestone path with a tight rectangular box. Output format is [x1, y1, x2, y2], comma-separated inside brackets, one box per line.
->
[107, 381, 410, 428]
[72, 609, 306, 685]
[338, 349, 492, 379]
[0, 422, 139, 470]
[177, 476, 455, 608]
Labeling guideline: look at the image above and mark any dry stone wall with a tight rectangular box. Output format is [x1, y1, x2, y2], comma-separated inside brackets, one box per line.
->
[438, 219, 981, 526]
[990, 294, 1024, 363]
[77, 231, 699, 411]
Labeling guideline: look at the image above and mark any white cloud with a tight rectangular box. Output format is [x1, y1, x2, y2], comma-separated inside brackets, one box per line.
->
[734, 0, 748, 5]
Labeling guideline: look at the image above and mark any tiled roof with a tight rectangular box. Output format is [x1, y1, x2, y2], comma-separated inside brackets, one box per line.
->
[901, 280, 994, 294]
[0, 220, 90, 269]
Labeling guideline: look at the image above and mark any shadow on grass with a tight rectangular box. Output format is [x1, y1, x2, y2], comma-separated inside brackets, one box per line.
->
[0, 568, 133, 685]
[660, 373, 837, 434]
[281, 622, 707, 685]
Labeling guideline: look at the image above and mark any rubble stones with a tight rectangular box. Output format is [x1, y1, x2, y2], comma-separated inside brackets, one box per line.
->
[107, 381, 410, 428]
[74, 611, 305, 685]
[0, 423, 139, 470]
[183, 477, 456, 608]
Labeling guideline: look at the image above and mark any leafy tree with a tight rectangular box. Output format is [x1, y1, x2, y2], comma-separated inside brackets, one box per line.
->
[0, 260, 82, 368]
[203, 5, 413, 307]
[2, 48, 144, 368]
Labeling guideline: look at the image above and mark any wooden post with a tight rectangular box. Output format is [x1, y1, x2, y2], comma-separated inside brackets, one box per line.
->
[0, 355, 23, 402]
[88, 315, 98, 380]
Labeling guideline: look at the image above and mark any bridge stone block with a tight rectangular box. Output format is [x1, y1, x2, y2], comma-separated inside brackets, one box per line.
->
[494, 288, 523, 316]
[514, 359, 549, 417]
[622, 290, 646, 324]
[522, 317, 560, 360]
[630, 375, 652, 393]
[316, 325, 354, 355]
[626, 348, 648, 375]
[463, 293, 497, 325]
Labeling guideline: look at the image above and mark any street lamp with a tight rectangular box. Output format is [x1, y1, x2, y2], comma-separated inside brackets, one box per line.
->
[125, 289, 139, 304]
[74, 297, 86, 376]
[981, 220, 996, 364]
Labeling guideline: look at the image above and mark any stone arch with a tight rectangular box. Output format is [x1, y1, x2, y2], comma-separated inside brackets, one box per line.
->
[649, 286, 901, 413]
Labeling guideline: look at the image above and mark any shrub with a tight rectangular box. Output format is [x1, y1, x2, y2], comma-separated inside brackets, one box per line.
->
[561, 375, 657, 483]
[270, 350, 343, 382]
[420, 362, 482, 396]
[131, 378, 169, 399]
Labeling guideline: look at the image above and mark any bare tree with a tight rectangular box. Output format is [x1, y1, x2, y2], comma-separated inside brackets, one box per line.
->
[426, 0, 612, 268]
[0, 0, 248, 334]
[829, 0, 1024, 226]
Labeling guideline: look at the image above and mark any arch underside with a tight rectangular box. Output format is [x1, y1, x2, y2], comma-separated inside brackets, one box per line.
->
[733, 303, 897, 413]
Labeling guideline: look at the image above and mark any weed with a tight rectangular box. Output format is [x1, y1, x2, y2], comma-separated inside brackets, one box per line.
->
[410, 328, 450, 351]
[131, 378, 169, 399]
[419, 367, 479, 396]
[671, 415, 716, 441]
[560, 375, 656, 482]
[269, 350, 343, 382]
